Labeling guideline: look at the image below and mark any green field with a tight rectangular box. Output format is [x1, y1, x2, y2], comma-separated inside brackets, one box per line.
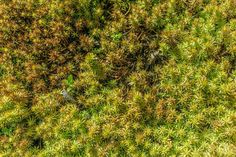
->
[0, 0, 235, 156]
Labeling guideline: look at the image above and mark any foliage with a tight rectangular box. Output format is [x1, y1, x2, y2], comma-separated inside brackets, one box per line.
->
[0, 0, 235, 156]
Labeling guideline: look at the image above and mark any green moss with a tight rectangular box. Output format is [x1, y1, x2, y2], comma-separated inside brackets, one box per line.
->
[0, 0, 235, 156]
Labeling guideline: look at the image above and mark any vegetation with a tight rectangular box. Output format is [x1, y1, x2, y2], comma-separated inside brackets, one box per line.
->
[0, 0, 235, 156]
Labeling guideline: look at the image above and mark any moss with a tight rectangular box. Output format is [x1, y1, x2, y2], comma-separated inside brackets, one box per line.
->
[0, 0, 235, 156]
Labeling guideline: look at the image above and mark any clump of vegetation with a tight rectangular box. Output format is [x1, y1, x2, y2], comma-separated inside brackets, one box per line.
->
[0, 0, 235, 156]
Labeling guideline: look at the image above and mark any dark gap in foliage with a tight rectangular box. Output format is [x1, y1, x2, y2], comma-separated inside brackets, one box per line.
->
[32, 137, 44, 149]
[228, 57, 236, 75]
[0, 66, 5, 78]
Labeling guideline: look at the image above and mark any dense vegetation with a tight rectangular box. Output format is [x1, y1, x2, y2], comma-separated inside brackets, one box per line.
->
[0, 0, 235, 156]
